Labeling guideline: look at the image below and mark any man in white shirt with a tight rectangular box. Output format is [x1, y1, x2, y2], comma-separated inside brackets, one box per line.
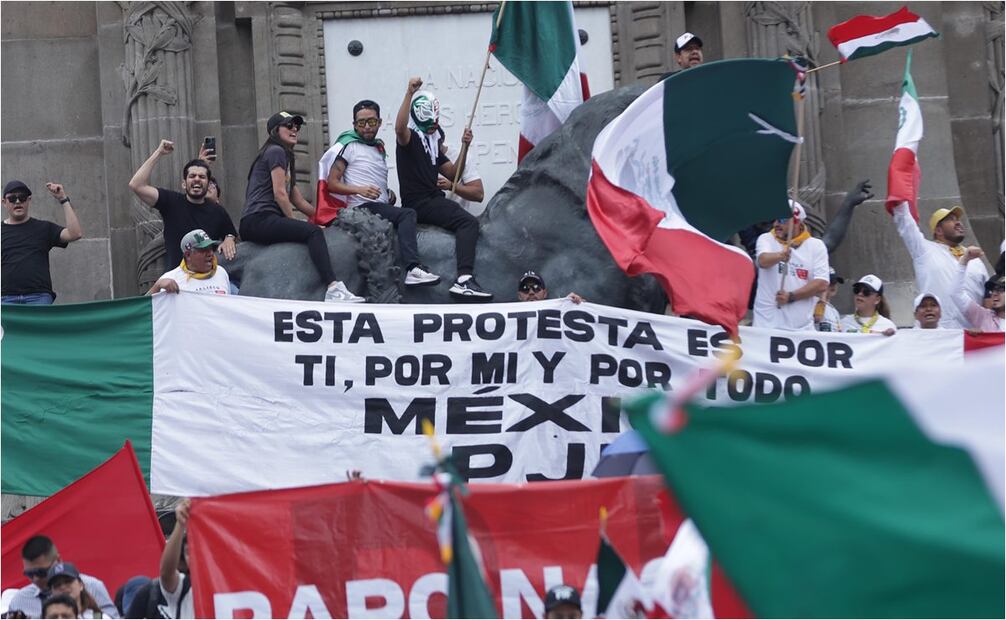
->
[753, 200, 830, 331]
[7, 536, 118, 618]
[891, 202, 987, 328]
[321, 99, 440, 287]
[147, 229, 230, 295]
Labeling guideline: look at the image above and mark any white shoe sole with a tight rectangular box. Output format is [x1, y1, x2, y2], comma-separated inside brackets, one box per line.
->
[405, 275, 441, 287]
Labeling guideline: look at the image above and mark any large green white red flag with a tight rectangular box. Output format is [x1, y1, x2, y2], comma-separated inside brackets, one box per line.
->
[828, 7, 938, 62]
[632, 348, 1005, 617]
[586, 59, 798, 335]
[885, 50, 923, 221]
[491, 1, 589, 162]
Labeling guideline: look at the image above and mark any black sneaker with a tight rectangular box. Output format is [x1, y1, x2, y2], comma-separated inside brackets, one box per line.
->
[449, 276, 493, 300]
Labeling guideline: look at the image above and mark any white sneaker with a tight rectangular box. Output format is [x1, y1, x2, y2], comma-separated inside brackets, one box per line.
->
[325, 281, 366, 303]
[405, 264, 441, 287]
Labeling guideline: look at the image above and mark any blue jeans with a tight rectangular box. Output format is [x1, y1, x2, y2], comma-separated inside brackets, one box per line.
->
[2, 292, 55, 305]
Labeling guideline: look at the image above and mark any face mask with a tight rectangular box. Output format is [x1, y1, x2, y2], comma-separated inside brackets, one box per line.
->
[410, 91, 440, 132]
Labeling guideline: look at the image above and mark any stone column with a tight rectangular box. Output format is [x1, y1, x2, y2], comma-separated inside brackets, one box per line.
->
[119, 1, 200, 291]
[744, 1, 827, 235]
[613, 2, 685, 86]
[986, 1, 1005, 245]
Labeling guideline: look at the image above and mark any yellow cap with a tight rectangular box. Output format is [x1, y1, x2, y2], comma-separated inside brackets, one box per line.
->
[928, 206, 964, 234]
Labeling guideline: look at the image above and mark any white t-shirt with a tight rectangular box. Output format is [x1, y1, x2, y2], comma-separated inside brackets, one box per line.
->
[840, 313, 899, 334]
[753, 233, 830, 331]
[815, 301, 842, 332]
[159, 572, 194, 619]
[442, 145, 483, 215]
[318, 140, 390, 208]
[159, 265, 231, 295]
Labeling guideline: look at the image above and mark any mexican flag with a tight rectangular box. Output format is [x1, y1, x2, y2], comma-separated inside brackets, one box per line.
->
[427, 474, 499, 619]
[828, 6, 938, 62]
[586, 59, 798, 335]
[313, 130, 386, 226]
[595, 531, 652, 618]
[885, 50, 922, 221]
[630, 349, 1005, 618]
[491, 1, 589, 162]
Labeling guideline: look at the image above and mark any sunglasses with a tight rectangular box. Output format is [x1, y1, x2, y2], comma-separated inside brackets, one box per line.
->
[852, 285, 878, 296]
[354, 118, 381, 128]
[281, 122, 301, 130]
[23, 567, 50, 579]
[5, 194, 29, 204]
[520, 283, 543, 293]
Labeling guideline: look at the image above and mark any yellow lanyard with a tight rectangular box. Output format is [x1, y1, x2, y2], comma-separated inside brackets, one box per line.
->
[854, 312, 880, 333]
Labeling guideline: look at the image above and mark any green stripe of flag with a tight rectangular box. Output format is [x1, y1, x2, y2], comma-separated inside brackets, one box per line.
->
[630, 380, 1005, 618]
[662, 59, 796, 242]
[595, 535, 628, 614]
[2, 297, 155, 496]
[847, 34, 938, 62]
[491, 1, 576, 102]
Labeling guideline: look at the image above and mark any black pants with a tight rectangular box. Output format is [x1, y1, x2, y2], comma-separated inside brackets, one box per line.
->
[408, 196, 478, 276]
[240, 210, 337, 284]
[356, 202, 420, 269]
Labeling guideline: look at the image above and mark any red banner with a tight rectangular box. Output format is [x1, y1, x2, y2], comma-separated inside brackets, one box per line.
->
[188, 476, 736, 618]
[964, 331, 1004, 352]
[1, 442, 164, 592]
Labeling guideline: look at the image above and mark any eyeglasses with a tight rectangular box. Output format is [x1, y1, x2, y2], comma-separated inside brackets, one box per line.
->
[520, 283, 543, 293]
[5, 194, 29, 204]
[23, 567, 50, 579]
[354, 118, 381, 128]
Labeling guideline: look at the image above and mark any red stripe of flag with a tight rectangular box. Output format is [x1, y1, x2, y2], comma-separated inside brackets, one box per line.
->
[828, 6, 921, 46]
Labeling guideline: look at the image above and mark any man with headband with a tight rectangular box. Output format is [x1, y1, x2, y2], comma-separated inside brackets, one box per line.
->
[395, 77, 492, 300]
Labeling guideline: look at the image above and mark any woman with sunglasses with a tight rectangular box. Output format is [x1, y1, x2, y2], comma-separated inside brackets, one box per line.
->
[841, 274, 897, 336]
[45, 563, 104, 618]
[240, 111, 364, 303]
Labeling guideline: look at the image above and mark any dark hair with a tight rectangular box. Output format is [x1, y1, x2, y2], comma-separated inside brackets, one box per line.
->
[353, 100, 381, 120]
[50, 574, 101, 615]
[182, 159, 211, 179]
[248, 130, 296, 194]
[41, 594, 77, 619]
[22, 535, 54, 561]
[877, 296, 891, 319]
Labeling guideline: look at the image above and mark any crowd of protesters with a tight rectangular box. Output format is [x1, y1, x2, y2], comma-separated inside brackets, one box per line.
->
[1, 31, 1004, 619]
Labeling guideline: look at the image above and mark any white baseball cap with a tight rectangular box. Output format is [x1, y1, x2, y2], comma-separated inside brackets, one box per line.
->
[788, 199, 807, 222]
[913, 292, 942, 310]
[853, 274, 884, 294]
[674, 32, 703, 53]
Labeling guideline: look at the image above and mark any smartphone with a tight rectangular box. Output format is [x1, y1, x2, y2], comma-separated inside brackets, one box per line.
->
[202, 136, 217, 161]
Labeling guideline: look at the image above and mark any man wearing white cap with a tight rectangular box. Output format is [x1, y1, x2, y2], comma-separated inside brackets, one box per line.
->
[891, 202, 987, 328]
[147, 229, 231, 296]
[913, 292, 943, 329]
[753, 200, 830, 331]
[674, 33, 704, 70]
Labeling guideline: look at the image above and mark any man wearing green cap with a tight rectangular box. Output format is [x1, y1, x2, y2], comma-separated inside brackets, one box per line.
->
[892, 202, 987, 328]
[147, 228, 231, 296]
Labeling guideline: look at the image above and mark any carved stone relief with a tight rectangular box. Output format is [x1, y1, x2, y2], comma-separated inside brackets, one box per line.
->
[985, 1, 1004, 220]
[744, 1, 826, 234]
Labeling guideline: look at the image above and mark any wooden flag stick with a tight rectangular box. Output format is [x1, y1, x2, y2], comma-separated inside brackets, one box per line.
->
[450, 1, 508, 196]
[806, 59, 842, 74]
[777, 89, 807, 305]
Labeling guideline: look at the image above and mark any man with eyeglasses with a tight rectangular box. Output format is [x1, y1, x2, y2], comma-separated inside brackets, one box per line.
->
[7, 536, 117, 618]
[2, 180, 83, 305]
[319, 99, 440, 287]
[517, 271, 584, 304]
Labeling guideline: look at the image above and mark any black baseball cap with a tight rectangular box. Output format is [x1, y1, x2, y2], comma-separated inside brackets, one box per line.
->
[544, 585, 581, 612]
[267, 111, 304, 133]
[519, 270, 546, 288]
[3, 180, 31, 197]
[46, 561, 81, 584]
[829, 267, 844, 284]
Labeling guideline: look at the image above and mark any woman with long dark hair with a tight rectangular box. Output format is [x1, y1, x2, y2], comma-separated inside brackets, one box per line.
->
[240, 111, 364, 302]
[46, 563, 103, 618]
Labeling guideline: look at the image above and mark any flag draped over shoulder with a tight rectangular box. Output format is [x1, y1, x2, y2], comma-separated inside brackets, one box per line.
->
[490, 1, 589, 162]
[828, 6, 938, 62]
[1, 443, 164, 592]
[630, 349, 1005, 618]
[885, 50, 922, 220]
[586, 59, 797, 335]
[314, 130, 385, 226]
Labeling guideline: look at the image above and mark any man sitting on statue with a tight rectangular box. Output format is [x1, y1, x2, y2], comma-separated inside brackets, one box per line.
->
[319, 99, 440, 287]
[147, 229, 231, 296]
[395, 77, 492, 300]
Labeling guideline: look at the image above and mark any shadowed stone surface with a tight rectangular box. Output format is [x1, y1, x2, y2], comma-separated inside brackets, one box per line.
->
[223, 85, 666, 313]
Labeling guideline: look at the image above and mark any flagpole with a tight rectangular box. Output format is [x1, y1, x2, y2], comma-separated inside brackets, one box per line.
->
[449, 1, 508, 197]
[806, 59, 842, 74]
[778, 88, 807, 306]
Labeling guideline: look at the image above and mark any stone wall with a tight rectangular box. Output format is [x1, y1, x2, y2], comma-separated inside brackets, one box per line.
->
[1, 1, 1003, 317]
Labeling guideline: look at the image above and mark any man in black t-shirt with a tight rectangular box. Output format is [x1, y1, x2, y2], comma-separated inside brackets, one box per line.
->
[395, 77, 492, 300]
[129, 139, 238, 268]
[2, 180, 83, 304]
